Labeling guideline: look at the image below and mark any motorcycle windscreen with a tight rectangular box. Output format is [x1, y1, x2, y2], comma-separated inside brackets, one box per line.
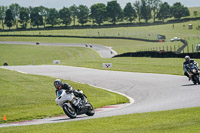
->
[57, 90, 64, 97]
[190, 65, 194, 69]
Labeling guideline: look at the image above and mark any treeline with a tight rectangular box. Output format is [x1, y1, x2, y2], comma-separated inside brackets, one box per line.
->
[0, 0, 194, 30]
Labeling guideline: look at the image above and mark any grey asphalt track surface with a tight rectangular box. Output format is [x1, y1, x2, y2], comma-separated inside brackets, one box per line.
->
[0, 41, 117, 58]
[1, 65, 200, 127]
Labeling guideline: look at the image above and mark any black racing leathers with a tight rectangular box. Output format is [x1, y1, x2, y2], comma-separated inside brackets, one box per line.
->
[55, 83, 84, 99]
[183, 60, 199, 78]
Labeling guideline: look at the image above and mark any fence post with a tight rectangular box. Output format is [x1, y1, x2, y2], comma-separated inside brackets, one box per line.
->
[174, 45, 176, 52]
[178, 45, 180, 52]
[192, 44, 194, 53]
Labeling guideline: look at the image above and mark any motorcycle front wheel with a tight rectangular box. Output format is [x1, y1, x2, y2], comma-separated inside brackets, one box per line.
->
[192, 75, 200, 85]
[195, 75, 200, 84]
[85, 103, 95, 116]
[63, 104, 77, 119]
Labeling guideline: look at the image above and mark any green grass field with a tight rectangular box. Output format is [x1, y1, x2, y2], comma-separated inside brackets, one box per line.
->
[1, 44, 198, 75]
[1, 20, 200, 41]
[1, 107, 200, 133]
[0, 44, 100, 65]
[188, 7, 200, 17]
[1, 19, 199, 53]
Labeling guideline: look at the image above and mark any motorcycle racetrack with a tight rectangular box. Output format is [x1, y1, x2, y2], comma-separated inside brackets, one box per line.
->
[1, 65, 200, 127]
[0, 41, 200, 128]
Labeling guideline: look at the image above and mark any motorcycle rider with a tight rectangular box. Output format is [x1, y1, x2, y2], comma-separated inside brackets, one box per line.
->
[54, 79, 84, 100]
[183, 55, 199, 80]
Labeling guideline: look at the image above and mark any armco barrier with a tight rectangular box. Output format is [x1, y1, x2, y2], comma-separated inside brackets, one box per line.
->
[0, 34, 158, 42]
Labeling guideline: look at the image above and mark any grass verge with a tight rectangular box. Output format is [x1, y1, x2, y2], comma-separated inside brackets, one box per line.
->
[0, 44, 101, 66]
[1, 107, 200, 133]
[0, 68, 129, 124]
[1, 44, 200, 76]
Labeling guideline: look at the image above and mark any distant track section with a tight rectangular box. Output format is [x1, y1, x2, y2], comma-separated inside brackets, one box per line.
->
[0, 41, 117, 58]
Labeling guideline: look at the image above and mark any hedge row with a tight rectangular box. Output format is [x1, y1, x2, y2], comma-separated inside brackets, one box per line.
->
[114, 51, 200, 59]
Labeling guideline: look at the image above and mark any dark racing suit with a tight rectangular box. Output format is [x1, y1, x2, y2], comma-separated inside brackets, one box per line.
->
[183, 59, 199, 78]
[55, 83, 84, 99]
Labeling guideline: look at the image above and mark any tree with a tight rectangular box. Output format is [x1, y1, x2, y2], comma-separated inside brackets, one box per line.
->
[123, 2, 137, 23]
[141, 0, 152, 23]
[77, 5, 89, 26]
[90, 3, 107, 26]
[59, 7, 72, 26]
[157, 2, 171, 22]
[193, 11, 198, 18]
[38, 6, 49, 27]
[9, 3, 21, 29]
[0, 6, 7, 30]
[46, 8, 59, 27]
[27, 6, 33, 28]
[4, 9, 14, 30]
[27, 6, 33, 16]
[134, 1, 142, 23]
[30, 7, 43, 28]
[19, 7, 29, 28]
[148, 0, 162, 23]
[69, 5, 78, 26]
[170, 2, 190, 20]
[106, 0, 123, 24]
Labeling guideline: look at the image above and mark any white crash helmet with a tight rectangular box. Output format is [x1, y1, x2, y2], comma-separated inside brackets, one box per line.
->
[185, 55, 190, 62]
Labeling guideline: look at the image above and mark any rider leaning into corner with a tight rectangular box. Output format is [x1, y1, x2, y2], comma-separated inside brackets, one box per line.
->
[54, 79, 84, 99]
[183, 55, 199, 80]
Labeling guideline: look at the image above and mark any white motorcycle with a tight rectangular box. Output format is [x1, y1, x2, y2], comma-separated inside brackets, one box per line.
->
[55, 89, 95, 119]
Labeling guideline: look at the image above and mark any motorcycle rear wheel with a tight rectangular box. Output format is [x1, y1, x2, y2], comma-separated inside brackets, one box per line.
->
[85, 103, 95, 116]
[63, 104, 77, 119]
